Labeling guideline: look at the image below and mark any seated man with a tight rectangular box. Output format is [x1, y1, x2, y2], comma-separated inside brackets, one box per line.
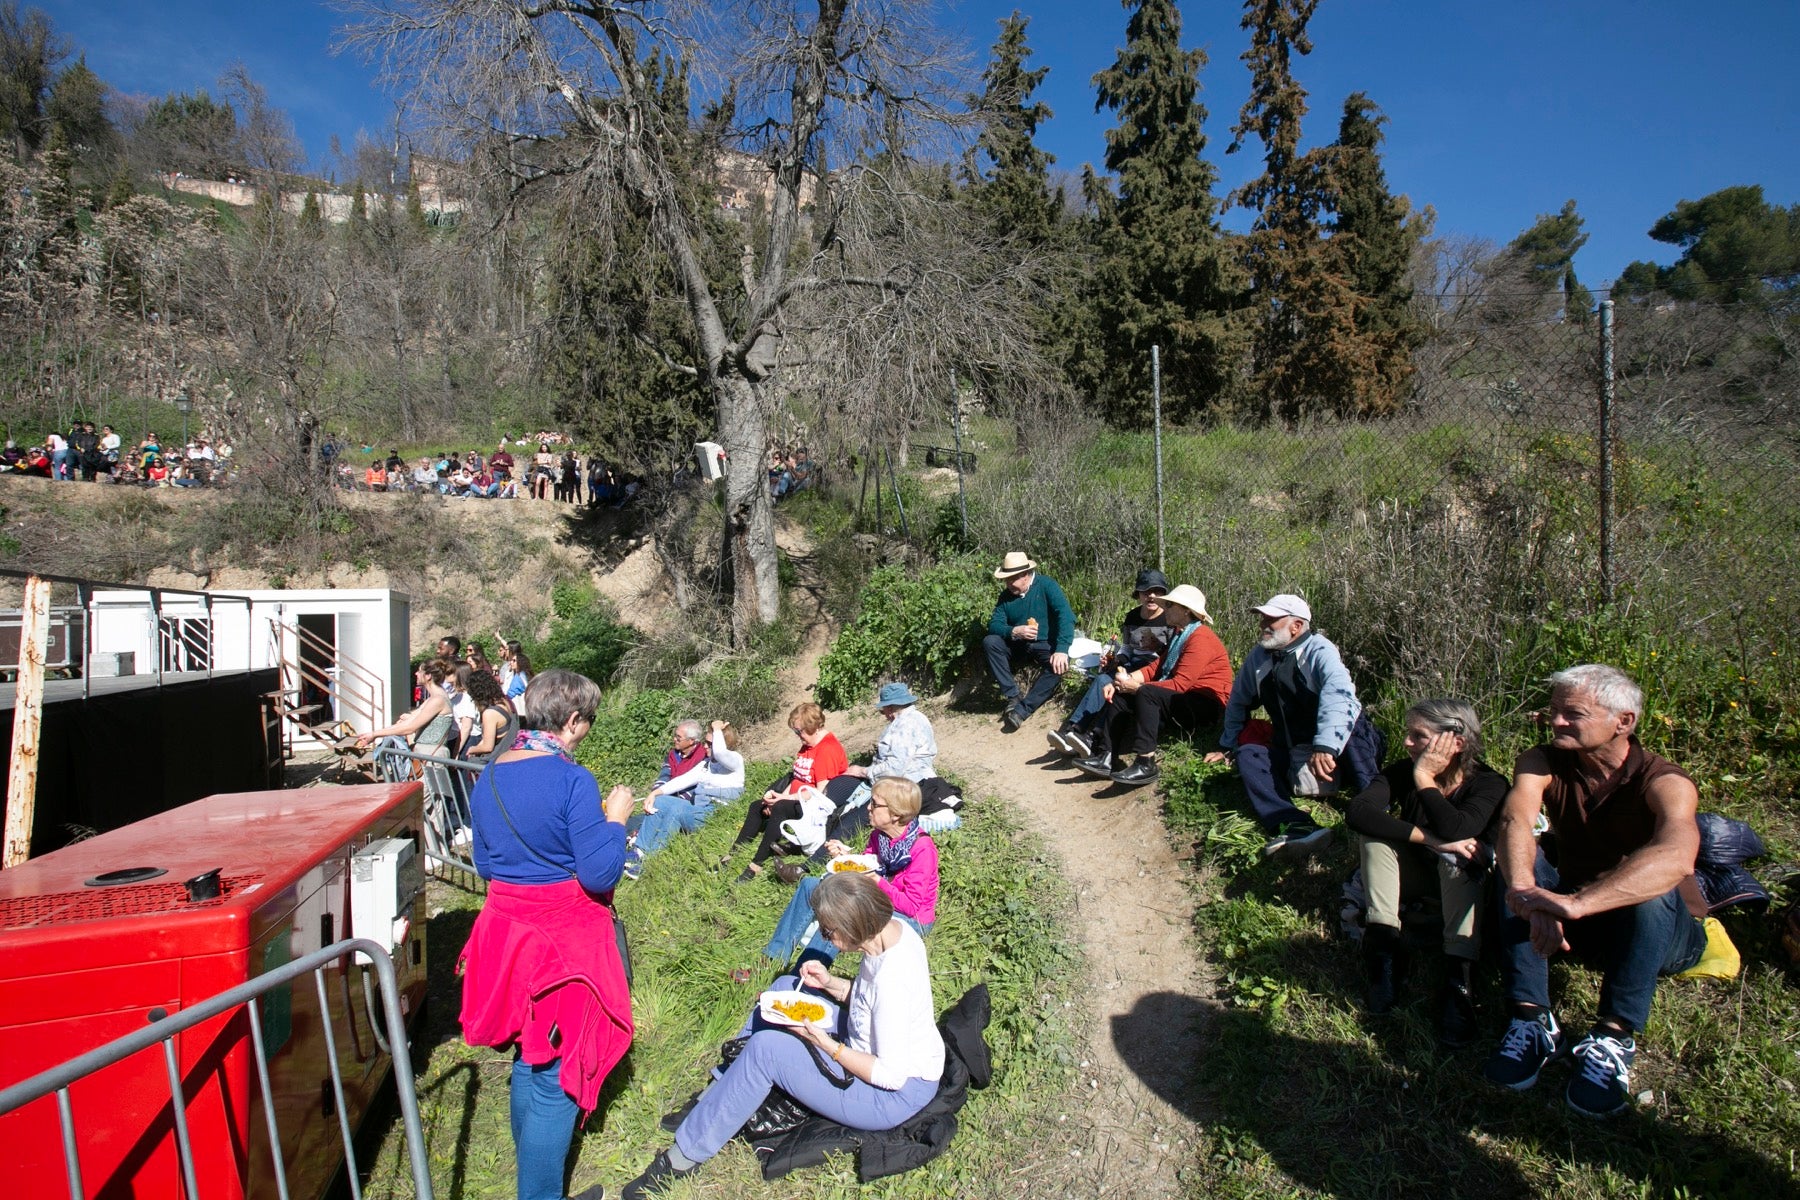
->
[1074, 584, 1230, 787]
[1205, 593, 1383, 861]
[1482, 664, 1706, 1118]
[1050, 568, 1172, 758]
[982, 551, 1076, 732]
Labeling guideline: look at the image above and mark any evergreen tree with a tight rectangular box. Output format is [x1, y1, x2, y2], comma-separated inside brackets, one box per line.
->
[1079, 0, 1243, 424]
[1617, 185, 1800, 305]
[405, 177, 427, 231]
[299, 189, 323, 234]
[1330, 91, 1427, 410]
[350, 180, 367, 220]
[46, 55, 115, 174]
[964, 12, 1058, 243]
[0, 0, 67, 161]
[1508, 199, 1593, 319]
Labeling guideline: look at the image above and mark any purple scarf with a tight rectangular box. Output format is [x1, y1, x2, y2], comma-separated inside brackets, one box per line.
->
[875, 820, 923, 878]
[510, 728, 574, 763]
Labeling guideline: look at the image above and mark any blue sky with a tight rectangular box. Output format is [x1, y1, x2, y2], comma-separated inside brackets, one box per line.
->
[42, 0, 1800, 288]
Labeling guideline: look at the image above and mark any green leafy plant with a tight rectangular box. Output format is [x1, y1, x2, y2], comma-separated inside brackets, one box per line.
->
[813, 556, 995, 709]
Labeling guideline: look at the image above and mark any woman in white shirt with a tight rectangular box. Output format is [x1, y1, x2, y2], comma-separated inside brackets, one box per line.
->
[622, 872, 944, 1198]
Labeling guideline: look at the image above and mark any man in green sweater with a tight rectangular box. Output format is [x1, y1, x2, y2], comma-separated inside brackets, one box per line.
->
[983, 551, 1078, 731]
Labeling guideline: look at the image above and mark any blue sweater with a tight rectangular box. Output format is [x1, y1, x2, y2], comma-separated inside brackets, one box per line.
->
[987, 575, 1077, 654]
[471, 756, 626, 895]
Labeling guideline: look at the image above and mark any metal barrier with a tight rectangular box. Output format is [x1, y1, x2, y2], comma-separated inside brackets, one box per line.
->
[373, 743, 486, 887]
[0, 937, 434, 1200]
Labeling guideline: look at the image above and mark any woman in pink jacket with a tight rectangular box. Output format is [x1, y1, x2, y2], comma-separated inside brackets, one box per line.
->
[762, 776, 939, 967]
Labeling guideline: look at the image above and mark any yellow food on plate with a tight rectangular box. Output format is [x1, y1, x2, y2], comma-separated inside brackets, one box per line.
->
[771, 997, 827, 1024]
[830, 859, 871, 873]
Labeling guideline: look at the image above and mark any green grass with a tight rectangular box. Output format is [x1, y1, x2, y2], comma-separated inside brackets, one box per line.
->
[360, 774, 1082, 1198]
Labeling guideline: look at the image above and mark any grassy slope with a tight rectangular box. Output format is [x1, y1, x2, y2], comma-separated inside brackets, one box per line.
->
[363, 749, 1083, 1199]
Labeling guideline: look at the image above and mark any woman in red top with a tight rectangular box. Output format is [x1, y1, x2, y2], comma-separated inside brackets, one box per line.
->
[725, 701, 847, 882]
[1075, 583, 1232, 788]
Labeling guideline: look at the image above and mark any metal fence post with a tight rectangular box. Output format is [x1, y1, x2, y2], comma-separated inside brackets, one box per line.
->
[1599, 300, 1616, 605]
[1152, 344, 1166, 573]
[952, 387, 969, 547]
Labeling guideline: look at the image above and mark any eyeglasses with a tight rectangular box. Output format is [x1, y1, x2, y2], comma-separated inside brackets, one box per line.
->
[818, 924, 839, 942]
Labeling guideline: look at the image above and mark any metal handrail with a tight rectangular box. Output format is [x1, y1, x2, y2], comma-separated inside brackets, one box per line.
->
[269, 617, 388, 730]
[0, 937, 434, 1200]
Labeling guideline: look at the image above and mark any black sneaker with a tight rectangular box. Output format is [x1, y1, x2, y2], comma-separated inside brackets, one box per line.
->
[1046, 726, 1075, 756]
[1111, 756, 1160, 787]
[1000, 704, 1027, 732]
[1072, 752, 1116, 779]
[1483, 1009, 1564, 1090]
[1063, 728, 1093, 758]
[622, 1149, 698, 1200]
[1565, 1029, 1636, 1117]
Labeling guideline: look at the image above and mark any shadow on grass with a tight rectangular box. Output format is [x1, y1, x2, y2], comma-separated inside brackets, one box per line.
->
[1197, 1004, 1798, 1200]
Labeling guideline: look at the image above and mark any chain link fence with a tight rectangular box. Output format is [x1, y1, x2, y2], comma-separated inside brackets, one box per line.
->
[912, 291, 1799, 742]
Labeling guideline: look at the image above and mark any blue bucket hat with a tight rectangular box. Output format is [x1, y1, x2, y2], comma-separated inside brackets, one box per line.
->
[877, 682, 919, 708]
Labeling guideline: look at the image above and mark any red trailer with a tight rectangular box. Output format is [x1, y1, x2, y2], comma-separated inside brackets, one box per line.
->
[0, 783, 428, 1199]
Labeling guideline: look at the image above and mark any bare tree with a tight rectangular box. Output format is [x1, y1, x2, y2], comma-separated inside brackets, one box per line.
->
[341, 0, 1000, 638]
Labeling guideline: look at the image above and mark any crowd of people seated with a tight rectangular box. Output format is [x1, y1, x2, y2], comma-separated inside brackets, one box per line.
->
[332, 437, 643, 506]
[0, 423, 232, 487]
[424, 543, 1757, 1199]
[768, 445, 815, 500]
[987, 546, 1743, 1119]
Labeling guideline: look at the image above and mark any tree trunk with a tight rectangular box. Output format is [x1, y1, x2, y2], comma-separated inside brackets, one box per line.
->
[716, 373, 779, 642]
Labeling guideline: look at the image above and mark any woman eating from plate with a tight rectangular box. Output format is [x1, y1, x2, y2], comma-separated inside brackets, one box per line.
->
[622, 871, 943, 1199]
[762, 776, 939, 968]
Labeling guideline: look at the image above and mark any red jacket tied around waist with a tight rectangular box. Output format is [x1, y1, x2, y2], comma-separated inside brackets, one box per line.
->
[459, 878, 634, 1115]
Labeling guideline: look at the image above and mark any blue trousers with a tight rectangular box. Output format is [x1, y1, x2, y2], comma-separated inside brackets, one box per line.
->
[628, 782, 742, 855]
[674, 976, 939, 1163]
[763, 877, 930, 965]
[982, 634, 1062, 715]
[1497, 848, 1706, 1032]
[1235, 712, 1384, 833]
[510, 1055, 578, 1200]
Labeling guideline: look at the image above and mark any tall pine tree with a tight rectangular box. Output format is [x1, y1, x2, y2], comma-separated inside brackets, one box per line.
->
[1330, 91, 1426, 410]
[964, 12, 1058, 244]
[1506, 199, 1593, 319]
[1076, 0, 1243, 424]
[1232, 1, 1422, 417]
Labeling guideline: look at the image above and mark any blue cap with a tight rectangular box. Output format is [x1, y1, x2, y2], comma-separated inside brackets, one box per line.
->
[877, 682, 919, 708]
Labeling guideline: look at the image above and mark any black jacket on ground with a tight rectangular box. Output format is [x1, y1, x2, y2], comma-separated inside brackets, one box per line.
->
[749, 983, 992, 1182]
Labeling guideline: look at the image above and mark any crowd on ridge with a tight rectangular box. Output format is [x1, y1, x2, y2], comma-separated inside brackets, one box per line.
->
[0, 423, 232, 488]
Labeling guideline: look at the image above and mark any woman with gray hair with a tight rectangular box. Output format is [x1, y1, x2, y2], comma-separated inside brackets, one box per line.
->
[1346, 698, 1510, 1046]
[623, 871, 943, 1199]
[459, 669, 636, 1200]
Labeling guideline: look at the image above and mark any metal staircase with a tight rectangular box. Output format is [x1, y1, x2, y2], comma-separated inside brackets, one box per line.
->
[266, 618, 390, 776]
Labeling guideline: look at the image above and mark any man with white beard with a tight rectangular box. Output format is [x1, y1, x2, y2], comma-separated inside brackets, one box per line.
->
[1205, 594, 1384, 861]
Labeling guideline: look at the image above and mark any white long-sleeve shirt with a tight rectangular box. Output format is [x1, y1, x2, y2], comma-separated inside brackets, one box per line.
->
[655, 727, 746, 795]
[867, 706, 937, 782]
[847, 922, 945, 1091]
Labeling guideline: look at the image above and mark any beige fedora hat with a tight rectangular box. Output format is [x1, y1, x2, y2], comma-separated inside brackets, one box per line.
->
[1161, 584, 1213, 624]
[992, 551, 1037, 580]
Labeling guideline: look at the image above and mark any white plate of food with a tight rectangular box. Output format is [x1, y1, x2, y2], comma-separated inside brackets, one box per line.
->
[827, 854, 879, 875]
[759, 989, 834, 1029]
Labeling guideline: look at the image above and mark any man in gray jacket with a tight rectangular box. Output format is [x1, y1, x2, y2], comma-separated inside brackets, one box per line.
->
[1205, 594, 1384, 860]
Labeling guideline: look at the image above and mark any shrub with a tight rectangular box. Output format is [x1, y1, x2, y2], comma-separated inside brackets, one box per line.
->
[814, 556, 995, 709]
[531, 579, 636, 683]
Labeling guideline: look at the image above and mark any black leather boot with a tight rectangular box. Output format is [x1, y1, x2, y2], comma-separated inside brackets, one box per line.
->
[1362, 923, 1403, 1015]
[1438, 954, 1479, 1047]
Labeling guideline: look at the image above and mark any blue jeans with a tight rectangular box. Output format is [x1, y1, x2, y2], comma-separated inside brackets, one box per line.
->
[982, 633, 1062, 715]
[763, 877, 930, 965]
[510, 1055, 578, 1200]
[674, 977, 939, 1163]
[628, 783, 742, 855]
[1235, 712, 1384, 834]
[1498, 849, 1706, 1032]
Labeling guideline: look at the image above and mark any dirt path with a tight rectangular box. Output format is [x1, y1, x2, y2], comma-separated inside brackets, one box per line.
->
[741, 519, 1213, 1196]
[928, 707, 1210, 1196]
